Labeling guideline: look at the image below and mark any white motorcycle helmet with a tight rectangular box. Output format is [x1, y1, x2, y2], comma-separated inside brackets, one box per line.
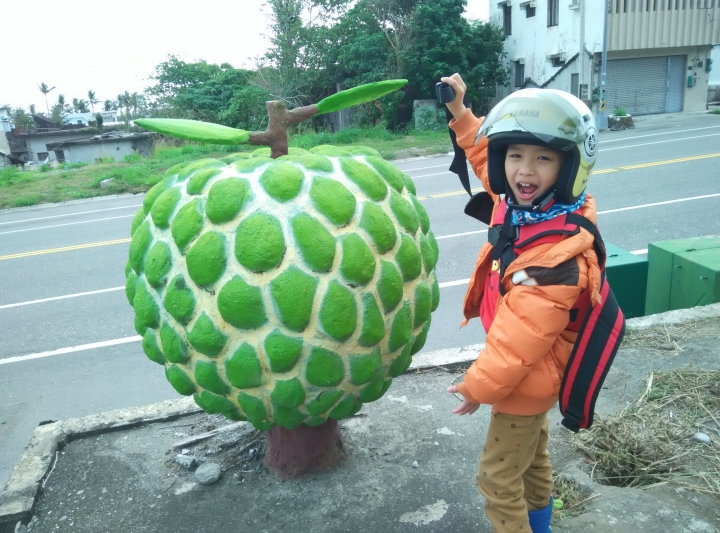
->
[475, 88, 598, 206]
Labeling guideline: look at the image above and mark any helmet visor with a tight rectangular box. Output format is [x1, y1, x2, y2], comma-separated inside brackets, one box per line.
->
[475, 89, 594, 151]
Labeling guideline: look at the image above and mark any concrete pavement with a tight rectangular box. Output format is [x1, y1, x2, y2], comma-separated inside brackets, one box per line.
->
[2, 304, 720, 532]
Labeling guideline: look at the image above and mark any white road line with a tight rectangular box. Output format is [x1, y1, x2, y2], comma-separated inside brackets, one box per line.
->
[0, 286, 125, 310]
[439, 279, 471, 288]
[0, 336, 142, 366]
[436, 229, 488, 240]
[0, 215, 135, 235]
[596, 192, 720, 214]
[0, 246, 657, 365]
[599, 125, 720, 143]
[400, 163, 451, 173]
[601, 132, 720, 151]
[0, 204, 143, 226]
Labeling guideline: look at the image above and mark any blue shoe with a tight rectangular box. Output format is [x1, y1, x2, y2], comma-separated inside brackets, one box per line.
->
[528, 497, 553, 533]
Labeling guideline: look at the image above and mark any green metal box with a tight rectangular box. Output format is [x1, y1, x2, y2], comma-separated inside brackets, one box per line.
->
[669, 249, 720, 310]
[645, 235, 720, 315]
[604, 244, 648, 319]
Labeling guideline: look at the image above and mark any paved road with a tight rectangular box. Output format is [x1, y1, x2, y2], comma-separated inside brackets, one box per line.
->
[2, 113, 720, 489]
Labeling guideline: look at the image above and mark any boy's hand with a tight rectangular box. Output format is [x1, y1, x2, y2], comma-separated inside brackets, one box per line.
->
[446, 385, 480, 415]
[440, 73, 467, 120]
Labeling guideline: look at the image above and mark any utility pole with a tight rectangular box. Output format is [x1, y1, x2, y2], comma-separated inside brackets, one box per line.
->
[579, 0, 585, 99]
[597, 0, 609, 129]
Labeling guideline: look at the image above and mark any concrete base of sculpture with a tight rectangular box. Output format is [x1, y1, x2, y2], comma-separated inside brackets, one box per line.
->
[264, 419, 347, 478]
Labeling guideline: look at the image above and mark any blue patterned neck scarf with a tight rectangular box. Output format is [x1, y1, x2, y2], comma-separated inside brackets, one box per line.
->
[509, 191, 586, 226]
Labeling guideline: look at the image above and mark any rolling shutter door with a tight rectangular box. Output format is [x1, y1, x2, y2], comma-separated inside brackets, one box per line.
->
[666, 55, 686, 113]
[606, 57, 667, 115]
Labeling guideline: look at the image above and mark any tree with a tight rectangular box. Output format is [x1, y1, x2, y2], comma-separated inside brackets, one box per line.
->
[260, 0, 351, 106]
[88, 90, 99, 113]
[103, 99, 116, 112]
[72, 98, 89, 113]
[95, 113, 104, 131]
[11, 108, 34, 131]
[29, 104, 36, 116]
[38, 82, 56, 115]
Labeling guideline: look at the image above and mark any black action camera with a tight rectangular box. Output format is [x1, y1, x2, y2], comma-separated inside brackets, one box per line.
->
[435, 82, 456, 104]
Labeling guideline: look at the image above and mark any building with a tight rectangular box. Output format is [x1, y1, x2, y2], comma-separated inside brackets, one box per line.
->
[63, 111, 120, 126]
[490, 0, 720, 115]
[0, 107, 13, 170]
[10, 129, 154, 164]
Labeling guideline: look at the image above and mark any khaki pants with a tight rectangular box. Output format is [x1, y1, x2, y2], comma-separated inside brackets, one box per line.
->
[476, 412, 553, 532]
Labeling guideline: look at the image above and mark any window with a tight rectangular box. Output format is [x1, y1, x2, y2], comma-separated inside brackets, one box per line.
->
[514, 61, 525, 87]
[37, 152, 49, 162]
[502, 3, 512, 35]
[54, 150, 65, 162]
[550, 56, 566, 67]
[571, 74, 580, 98]
[548, 0, 559, 25]
[526, 5, 536, 16]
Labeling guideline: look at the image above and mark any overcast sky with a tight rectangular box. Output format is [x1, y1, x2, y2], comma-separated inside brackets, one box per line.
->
[2, 0, 489, 113]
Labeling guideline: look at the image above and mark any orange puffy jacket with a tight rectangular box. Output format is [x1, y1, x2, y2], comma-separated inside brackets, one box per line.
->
[450, 109, 602, 416]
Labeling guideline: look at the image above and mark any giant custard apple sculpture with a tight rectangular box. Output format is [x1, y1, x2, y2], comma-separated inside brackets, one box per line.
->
[128, 81, 440, 476]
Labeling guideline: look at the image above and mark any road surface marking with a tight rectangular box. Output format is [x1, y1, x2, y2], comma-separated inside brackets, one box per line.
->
[412, 151, 720, 185]
[0, 215, 135, 235]
[601, 133, 720, 151]
[0, 336, 142, 365]
[436, 229, 489, 240]
[0, 247, 655, 365]
[597, 193, 720, 214]
[0, 238, 131, 261]
[0, 286, 125, 310]
[0, 204, 142, 226]
[599, 125, 720, 143]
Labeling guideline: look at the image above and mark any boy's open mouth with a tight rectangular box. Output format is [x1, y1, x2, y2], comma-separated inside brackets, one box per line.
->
[516, 182, 538, 200]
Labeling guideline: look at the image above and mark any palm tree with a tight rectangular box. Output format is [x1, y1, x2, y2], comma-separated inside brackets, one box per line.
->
[57, 94, 66, 107]
[38, 82, 56, 115]
[103, 99, 115, 112]
[87, 90, 99, 113]
[130, 92, 140, 119]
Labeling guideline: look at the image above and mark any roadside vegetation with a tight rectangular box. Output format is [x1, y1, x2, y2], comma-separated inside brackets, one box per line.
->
[0, 127, 451, 209]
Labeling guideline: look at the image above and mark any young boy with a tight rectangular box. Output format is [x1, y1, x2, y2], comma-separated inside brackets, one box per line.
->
[440, 73, 603, 533]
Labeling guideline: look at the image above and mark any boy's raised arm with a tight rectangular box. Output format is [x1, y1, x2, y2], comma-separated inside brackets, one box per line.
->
[441, 74, 495, 201]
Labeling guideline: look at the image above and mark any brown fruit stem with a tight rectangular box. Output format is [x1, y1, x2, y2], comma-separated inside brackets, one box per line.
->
[247, 101, 319, 159]
[264, 419, 346, 478]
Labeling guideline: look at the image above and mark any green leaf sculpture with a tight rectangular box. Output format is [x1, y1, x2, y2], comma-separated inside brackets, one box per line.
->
[316, 80, 408, 115]
[135, 118, 250, 145]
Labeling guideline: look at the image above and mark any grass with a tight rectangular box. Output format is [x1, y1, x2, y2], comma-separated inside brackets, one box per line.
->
[0, 127, 451, 210]
[710, 109, 720, 115]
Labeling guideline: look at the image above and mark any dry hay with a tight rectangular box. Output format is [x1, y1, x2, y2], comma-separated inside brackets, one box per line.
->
[574, 368, 720, 496]
[167, 414, 269, 477]
[621, 318, 720, 354]
[551, 474, 595, 519]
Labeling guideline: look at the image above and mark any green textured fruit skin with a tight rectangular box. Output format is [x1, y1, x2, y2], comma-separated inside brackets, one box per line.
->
[126, 146, 439, 430]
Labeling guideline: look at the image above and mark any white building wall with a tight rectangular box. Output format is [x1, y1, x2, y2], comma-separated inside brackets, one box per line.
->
[490, 1, 604, 100]
[61, 140, 138, 164]
[710, 46, 720, 86]
[23, 131, 96, 162]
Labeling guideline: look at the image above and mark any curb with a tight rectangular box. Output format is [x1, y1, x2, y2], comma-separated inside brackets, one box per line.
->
[0, 397, 200, 531]
[1, 303, 719, 530]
